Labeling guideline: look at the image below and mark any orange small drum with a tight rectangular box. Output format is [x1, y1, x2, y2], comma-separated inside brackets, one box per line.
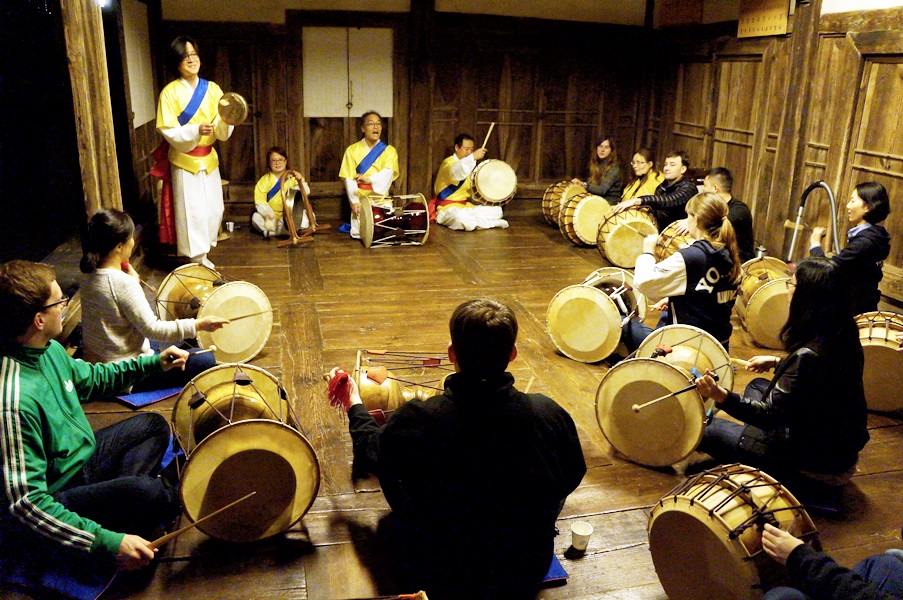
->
[655, 220, 695, 262]
[855, 311, 903, 412]
[648, 464, 818, 600]
[558, 193, 611, 246]
[541, 180, 585, 226]
[547, 268, 646, 363]
[596, 208, 658, 268]
[470, 159, 517, 206]
[359, 195, 430, 248]
[735, 257, 792, 349]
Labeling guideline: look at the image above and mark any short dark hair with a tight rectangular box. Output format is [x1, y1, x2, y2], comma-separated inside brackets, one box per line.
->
[266, 146, 288, 166]
[80, 209, 136, 274]
[167, 35, 199, 78]
[856, 181, 891, 224]
[707, 167, 733, 192]
[360, 111, 382, 126]
[0, 261, 56, 343]
[449, 298, 517, 376]
[666, 150, 690, 171]
[454, 133, 475, 148]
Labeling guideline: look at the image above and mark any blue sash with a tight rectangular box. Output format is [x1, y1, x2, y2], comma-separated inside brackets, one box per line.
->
[267, 178, 281, 201]
[356, 140, 387, 175]
[177, 78, 209, 126]
[437, 181, 464, 200]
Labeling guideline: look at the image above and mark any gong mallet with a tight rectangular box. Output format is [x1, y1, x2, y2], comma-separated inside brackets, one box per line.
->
[148, 491, 257, 549]
[632, 373, 719, 413]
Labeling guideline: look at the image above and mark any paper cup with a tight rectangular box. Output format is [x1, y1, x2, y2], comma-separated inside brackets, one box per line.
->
[225, 221, 235, 233]
[571, 521, 593, 551]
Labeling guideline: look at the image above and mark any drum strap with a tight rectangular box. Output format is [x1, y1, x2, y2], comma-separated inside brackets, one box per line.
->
[178, 78, 209, 126]
[357, 140, 387, 175]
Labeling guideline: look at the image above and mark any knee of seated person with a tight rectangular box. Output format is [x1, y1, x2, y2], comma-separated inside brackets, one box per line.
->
[187, 350, 217, 376]
[132, 412, 170, 439]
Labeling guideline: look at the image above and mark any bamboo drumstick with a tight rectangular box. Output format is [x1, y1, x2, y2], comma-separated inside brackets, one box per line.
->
[225, 309, 274, 322]
[481, 122, 496, 149]
[631, 373, 720, 413]
[148, 491, 256, 549]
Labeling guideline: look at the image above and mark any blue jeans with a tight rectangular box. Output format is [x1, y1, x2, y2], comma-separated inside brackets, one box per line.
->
[763, 554, 903, 599]
[54, 413, 180, 537]
[131, 343, 217, 392]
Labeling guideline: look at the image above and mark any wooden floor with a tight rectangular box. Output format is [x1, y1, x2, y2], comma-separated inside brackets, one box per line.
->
[76, 215, 903, 599]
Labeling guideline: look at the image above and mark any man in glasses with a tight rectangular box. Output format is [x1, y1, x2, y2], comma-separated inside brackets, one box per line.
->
[0, 260, 190, 583]
[338, 110, 400, 239]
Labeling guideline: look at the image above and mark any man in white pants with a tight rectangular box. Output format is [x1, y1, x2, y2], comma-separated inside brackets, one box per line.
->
[429, 134, 508, 231]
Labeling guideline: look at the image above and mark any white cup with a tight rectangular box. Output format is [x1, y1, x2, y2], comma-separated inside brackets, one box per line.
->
[225, 221, 235, 233]
[571, 521, 593, 551]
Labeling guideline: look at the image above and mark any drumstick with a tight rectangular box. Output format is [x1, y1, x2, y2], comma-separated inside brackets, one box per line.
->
[225, 309, 274, 322]
[148, 491, 256, 549]
[631, 373, 719, 413]
[623, 224, 652, 237]
[165, 345, 216, 362]
[730, 357, 751, 369]
[481, 122, 496, 149]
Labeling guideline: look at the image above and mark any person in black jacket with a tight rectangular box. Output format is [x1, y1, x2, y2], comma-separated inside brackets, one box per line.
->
[760, 523, 903, 599]
[570, 135, 624, 204]
[810, 181, 891, 316]
[335, 298, 587, 599]
[695, 257, 869, 486]
[612, 149, 698, 230]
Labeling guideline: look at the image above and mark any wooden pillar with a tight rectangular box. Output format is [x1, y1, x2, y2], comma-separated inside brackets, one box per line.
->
[61, 0, 122, 214]
[406, 0, 434, 194]
[763, 0, 823, 257]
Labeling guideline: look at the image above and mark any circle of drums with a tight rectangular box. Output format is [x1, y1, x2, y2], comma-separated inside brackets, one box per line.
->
[542, 179, 903, 598]
[153, 264, 320, 543]
[359, 159, 518, 248]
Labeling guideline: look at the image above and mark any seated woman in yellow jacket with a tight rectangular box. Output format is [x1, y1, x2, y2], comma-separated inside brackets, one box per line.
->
[622, 147, 664, 201]
[253, 146, 312, 238]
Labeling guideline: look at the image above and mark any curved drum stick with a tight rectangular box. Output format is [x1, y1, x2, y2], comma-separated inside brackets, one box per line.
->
[148, 491, 256, 549]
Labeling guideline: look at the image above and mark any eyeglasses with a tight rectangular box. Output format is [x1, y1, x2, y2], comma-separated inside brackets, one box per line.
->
[269, 157, 286, 163]
[785, 280, 797, 290]
[181, 52, 199, 61]
[365, 121, 382, 127]
[42, 295, 70, 311]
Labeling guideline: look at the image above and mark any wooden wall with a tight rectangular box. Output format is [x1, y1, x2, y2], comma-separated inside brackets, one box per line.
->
[653, 7, 903, 303]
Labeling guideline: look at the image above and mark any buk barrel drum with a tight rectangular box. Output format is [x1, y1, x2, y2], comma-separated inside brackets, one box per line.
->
[470, 159, 517, 206]
[595, 358, 707, 467]
[855, 311, 903, 412]
[635, 324, 735, 394]
[541, 180, 586, 226]
[360, 194, 430, 249]
[648, 464, 818, 600]
[558, 193, 611, 246]
[548, 268, 647, 363]
[735, 257, 792, 349]
[155, 264, 273, 363]
[596, 208, 658, 268]
[172, 364, 320, 543]
[655, 220, 695, 262]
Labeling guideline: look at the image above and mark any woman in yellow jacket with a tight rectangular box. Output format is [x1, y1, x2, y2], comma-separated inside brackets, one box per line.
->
[621, 147, 664, 201]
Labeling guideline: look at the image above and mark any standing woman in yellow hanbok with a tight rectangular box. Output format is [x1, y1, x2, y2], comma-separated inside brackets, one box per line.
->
[152, 36, 233, 268]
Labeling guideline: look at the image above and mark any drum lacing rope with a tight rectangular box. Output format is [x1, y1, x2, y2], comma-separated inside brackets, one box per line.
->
[156, 271, 228, 320]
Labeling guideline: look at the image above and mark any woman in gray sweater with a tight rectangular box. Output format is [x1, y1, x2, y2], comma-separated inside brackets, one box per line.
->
[79, 209, 227, 389]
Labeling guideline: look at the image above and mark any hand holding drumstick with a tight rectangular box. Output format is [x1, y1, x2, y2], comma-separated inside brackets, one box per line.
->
[694, 369, 728, 405]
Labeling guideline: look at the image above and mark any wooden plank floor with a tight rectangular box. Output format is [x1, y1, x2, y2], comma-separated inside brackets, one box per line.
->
[76, 216, 903, 599]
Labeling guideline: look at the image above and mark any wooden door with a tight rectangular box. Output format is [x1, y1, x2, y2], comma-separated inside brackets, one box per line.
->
[670, 60, 713, 168]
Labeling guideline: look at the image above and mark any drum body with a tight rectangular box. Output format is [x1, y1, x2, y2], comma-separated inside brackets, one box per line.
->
[548, 268, 646, 363]
[155, 264, 225, 321]
[635, 324, 735, 393]
[648, 464, 818, 600]
[595, 358, 705, 466]
[559, 193, 611, 246]
[655, 220, 695, 262]
[173, 364, 320, 543]
[360, 195, 430, 248]
[855, 311, 903, 412]
[596, 208, 658, 268]
[470, 159, 517, 206]
[736, 257, 792, 349]
[542, 180, 585, 225]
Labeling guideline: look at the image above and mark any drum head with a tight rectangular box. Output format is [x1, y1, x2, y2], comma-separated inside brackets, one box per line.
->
[542, 181, 585, 225]
[359, 196, 375, 248]
[172, 363, 286, 454]
[156, 264, 224, 321]
[197, 281, 272, 363]
[218, 92, 249, 126]
[635, 324, 734, 392]
[548, 285, 622, 363]
[572, 195, 611, 245]
[856, 312, 903, 411]
[741, 256, 791, 278]
[597, 210, 658, 268]
[742, 279, 790, 350]
[583, 267, 647, 322]
[180, 420, 320, 543]
[595, 359, 705, 466]
[655, 220, 695, 262]
[472, 159, 517, 205]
